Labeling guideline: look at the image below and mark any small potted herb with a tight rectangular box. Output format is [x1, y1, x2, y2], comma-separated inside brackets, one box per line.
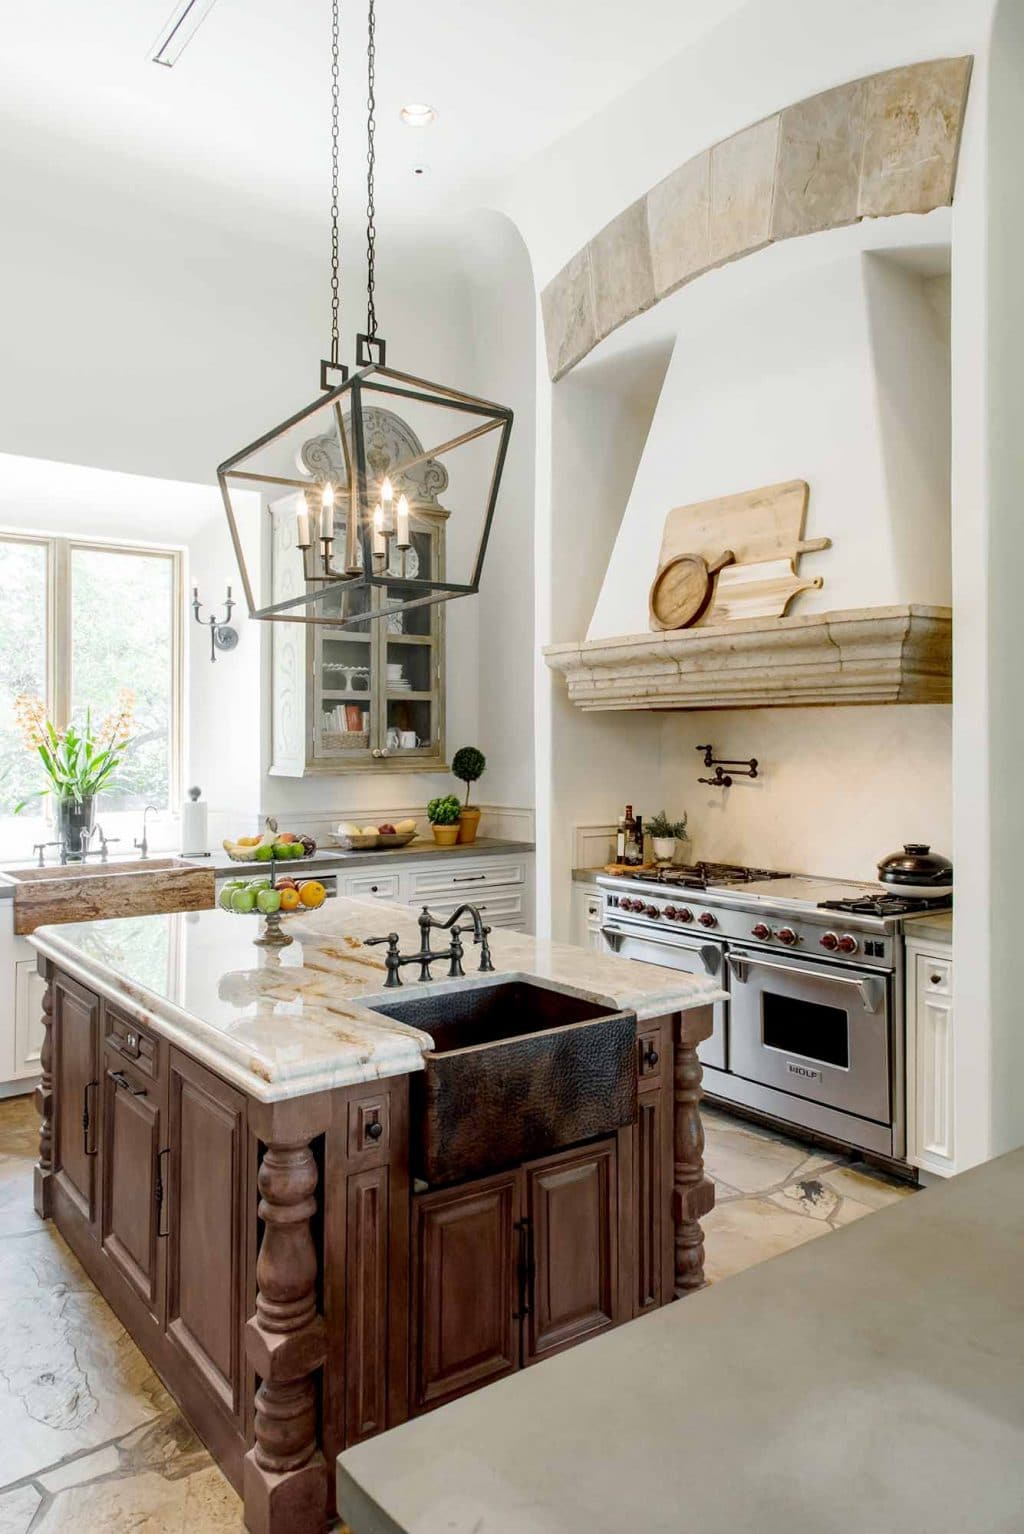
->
[427, 794, 462, 847]
[451, 746, 486, 844]
[648, 809, 688, 864]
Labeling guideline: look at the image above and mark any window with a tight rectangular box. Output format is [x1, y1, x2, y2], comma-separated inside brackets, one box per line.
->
[0, 534, 183, 854]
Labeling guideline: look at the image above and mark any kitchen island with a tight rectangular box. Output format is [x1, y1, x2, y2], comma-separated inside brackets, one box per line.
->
[28, 897, 721, 1534]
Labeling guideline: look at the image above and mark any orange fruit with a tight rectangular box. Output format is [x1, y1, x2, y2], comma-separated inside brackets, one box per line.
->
[299, 880, 326, 909]
[279, 887, 302, 912]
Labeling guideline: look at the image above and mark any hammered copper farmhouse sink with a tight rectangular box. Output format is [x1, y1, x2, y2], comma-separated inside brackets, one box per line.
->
[372, 979, 637, 1186]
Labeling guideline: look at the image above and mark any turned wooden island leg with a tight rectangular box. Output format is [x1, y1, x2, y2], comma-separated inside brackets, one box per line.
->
[243, 1140, 327, 1534]
[33, 974, 54, 1220]
[673, 1019, 715, 1297]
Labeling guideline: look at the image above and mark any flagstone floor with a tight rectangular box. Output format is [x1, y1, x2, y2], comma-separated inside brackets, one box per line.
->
[0, 1093, 912, 1531]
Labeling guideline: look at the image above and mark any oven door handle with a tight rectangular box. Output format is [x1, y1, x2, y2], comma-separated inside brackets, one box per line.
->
[602, 925, 722, 976]
[727, 952, 885, 1012]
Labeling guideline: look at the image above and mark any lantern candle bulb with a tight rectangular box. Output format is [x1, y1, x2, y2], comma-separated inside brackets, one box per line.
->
[380, 475, 395, 534]
[372, 501, 387, 559]
[295, 507, 311, 547]
[396, 493, 411, 549]
[320, 481, 335, 543]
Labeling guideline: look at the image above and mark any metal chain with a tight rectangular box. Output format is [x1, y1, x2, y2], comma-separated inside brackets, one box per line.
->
[329, 0, 341, 366]
[364, 0, 378, 338]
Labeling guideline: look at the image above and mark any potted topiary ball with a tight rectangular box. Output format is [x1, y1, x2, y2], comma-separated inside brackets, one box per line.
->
[451, 746, 486, 844]
[427, 794, 462, 847]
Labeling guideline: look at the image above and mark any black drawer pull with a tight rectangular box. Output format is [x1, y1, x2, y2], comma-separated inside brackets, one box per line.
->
[365, 1119, 384, 1141]
[83, 1080, 98, 1157]
[108, 1069, 147, 1097]
[642, 1044, 660, 1068]
[156, 1148, 170, 1238]
[452, 873, 486, 883]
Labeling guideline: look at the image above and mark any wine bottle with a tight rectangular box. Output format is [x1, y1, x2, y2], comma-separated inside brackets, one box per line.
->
[616, 804, 634, 863]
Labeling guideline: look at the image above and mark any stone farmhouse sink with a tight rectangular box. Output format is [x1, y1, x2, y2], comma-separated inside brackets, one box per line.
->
[372, 979, 637, 1187]
[2, 858, 216, 935]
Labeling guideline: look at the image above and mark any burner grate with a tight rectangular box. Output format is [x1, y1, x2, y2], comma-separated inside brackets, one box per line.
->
[620, 861, 791, 890]
[818, 894, 953, 917]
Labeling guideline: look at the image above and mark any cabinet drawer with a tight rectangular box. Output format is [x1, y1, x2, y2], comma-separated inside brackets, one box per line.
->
[584, 894, 603, 925]
[918, 955, 951, 998]
[409, 860, 527, 899]
[105, 1006, 160, 1081]
[637, 1025, 663, 1085]
[344, 872, 400, 901]
[409, 890, 524, 928]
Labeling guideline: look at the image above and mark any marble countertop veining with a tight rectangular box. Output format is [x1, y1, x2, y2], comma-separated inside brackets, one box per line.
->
[28, 897, 723, 1104]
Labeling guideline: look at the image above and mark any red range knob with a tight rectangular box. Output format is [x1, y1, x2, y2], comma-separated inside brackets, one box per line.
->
[819, 932, 839, 951]
[645, 905, 660, 919]
[621, 898, 635, 912]
[698, 911, 718, 929]
[837, 934, 859, 954]
[664, 905, 677, 919]
[777, 927, 798, 946]
[751, 922, 771, 940]
[677, 908, 694, 923]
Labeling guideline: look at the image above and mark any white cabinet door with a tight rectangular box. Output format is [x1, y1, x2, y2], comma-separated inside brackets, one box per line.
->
[571, 885, 607, 952]
[13, 959, 46, 1081]
[907, 948, 954, 1176]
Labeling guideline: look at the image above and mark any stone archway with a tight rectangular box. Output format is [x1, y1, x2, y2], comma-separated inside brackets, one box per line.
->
[541, 56, 972, 379]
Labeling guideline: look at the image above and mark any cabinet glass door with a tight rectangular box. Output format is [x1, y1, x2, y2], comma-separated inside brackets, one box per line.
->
[381, 520, 443, 762]
[313, 511, 375, 764]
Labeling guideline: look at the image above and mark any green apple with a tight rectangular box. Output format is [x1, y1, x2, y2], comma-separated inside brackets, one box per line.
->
[272, 842, 292, 859]
[256, 888, 282, 915]
[253, 843, 274, 861]
[219, 887, 237, 912]
[230, 887, 257, 914]
[247, 877, 272, 891]
[288, 842, 306, 858]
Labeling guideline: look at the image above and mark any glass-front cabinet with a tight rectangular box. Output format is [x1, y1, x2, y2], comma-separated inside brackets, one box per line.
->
[269, 408, 447, 776]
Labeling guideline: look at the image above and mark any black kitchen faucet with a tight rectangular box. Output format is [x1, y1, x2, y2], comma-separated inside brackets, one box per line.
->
[365, 904, 494, 987]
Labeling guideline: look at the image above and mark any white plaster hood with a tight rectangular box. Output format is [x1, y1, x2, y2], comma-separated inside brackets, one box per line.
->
[544, 604, 952, 711]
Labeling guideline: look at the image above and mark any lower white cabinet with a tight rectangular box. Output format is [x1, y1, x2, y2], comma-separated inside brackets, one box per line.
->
[570, 883, 608, 953]
[13, 960, 46, 1082]
[0, 899, 47, 1094]
[905, 939, 955, 1177]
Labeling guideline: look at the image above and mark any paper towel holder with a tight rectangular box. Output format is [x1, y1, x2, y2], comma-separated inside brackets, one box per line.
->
[182, 786, 211, 857]
[192, 585, 238, 663]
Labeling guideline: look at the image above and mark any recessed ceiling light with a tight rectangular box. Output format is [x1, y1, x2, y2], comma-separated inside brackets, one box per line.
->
[400, 103, 437, 127]
[412, 165, 430, 177]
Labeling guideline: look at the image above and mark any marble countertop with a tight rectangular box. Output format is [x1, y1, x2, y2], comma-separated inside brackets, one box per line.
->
[0, 838, 535, 897]
[29, 897, 722, 1104]
[904, 910, 953, 945]
[338, 1147, 1024, 1534]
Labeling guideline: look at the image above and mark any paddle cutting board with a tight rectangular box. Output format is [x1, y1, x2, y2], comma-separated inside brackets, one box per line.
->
[704, 557, 823, 624]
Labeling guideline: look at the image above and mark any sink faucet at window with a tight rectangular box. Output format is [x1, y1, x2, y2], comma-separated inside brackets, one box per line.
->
[133, 806, 159, 860]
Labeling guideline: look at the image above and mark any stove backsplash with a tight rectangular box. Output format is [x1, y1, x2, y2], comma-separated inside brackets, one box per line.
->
[659, 703, 951, 884]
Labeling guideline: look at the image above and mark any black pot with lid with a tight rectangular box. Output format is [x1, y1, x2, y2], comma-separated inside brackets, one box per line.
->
[877, 844, 953, 897]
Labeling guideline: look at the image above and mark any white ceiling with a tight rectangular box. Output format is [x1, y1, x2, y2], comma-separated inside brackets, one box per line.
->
[0, 0, 747, 228]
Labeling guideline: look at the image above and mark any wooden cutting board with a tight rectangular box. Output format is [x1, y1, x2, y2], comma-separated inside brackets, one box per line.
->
[704, 557, 823, 624]
[649, 550, 734, 631]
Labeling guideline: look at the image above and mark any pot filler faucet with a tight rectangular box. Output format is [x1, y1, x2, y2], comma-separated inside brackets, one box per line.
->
[366, 904, 495, 987]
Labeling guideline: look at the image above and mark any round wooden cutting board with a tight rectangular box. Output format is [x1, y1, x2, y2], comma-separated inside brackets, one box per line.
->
[649, 549, 734, 630]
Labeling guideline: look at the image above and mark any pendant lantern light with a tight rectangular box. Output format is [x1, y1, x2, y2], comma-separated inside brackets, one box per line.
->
[217, 0, 513, 630]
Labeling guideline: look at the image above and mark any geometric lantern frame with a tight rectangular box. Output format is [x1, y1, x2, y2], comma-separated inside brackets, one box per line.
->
[217, 361, 513, 631]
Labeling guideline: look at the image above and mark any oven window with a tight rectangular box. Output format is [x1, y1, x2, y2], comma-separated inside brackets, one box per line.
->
[762, 992, 849, 1069]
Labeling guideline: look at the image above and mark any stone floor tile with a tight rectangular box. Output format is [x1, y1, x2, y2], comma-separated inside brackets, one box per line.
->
[38, 1443, 121, 1492]
[702, 1118, 810, 1194]
[32, 1465, 243, 1533]
[829, 1195, 877, 1228]
[0, 1156, 40, 1239]
[0, 1100, 39, 1161]
[702, 1197, 828, 1284]
[0, 1484, 41, 1534]
[770, 1177, 841, 1223]
[818, 1163, 913, 1211]
[118, 1408, 220, 1481]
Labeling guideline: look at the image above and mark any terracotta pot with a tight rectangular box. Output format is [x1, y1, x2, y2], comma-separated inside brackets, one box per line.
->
[431, 824, 460, 847]
[457, 806, 482, 845]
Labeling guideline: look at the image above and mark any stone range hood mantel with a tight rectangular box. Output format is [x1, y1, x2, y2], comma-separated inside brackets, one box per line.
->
[544, 606, 952, 711]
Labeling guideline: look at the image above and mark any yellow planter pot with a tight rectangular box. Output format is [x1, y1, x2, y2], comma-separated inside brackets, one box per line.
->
[431, 824, 460, 847]
[457, 807, 482, 845]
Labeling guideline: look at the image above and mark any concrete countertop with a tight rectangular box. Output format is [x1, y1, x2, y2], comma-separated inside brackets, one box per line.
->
[0, 838, 535, 897]
[905, 910, 953, 946]
[338, 1148, 1024, 1534]
[29, 895, 722, 1104]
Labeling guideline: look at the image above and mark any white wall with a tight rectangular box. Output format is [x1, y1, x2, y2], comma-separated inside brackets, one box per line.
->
[661, 706, 952, 882]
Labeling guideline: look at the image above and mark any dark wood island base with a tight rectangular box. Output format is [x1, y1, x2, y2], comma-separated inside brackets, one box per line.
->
[33, 957, 714, 1534]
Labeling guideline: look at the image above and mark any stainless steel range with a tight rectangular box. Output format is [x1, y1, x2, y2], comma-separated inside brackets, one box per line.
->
[598, 863, 952, 1163]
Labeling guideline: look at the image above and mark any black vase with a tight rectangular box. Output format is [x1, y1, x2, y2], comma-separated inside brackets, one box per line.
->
[56, 796, 96, 862]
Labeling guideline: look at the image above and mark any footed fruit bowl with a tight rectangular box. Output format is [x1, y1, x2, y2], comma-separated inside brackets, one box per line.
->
[219, 871, 327, 947]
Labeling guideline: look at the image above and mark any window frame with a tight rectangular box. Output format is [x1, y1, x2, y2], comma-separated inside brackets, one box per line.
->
[0, 530, 185, 816]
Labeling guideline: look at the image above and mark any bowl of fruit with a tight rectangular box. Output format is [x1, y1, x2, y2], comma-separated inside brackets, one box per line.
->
[331, 818, 417, 851]
[222, 829, 317, 863]
[219, 873, 328, 947]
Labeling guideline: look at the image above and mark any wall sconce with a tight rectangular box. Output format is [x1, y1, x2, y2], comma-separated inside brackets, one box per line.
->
[192, 585, 239, 663]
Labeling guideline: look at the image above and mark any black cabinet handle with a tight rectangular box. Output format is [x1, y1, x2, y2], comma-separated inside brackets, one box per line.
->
[156, 1148, 170, 1238]
[642, 1043, 660, 1068]
[82, 1080, 99, 1157]
[512, 1217, 531, 1321]
[365, 1120, 384, 1141]
[107, 1069, 147, 1097]
[452, 873, 486, 883]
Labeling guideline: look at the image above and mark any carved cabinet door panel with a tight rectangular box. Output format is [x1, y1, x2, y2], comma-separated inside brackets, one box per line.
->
[101, 1042, 166, 1324]
[52, 974, 101, 1231]
[412, 1171, 519, 1413]
[166, 1049, 248, 1425]
[523, 1138, 620, 1365]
